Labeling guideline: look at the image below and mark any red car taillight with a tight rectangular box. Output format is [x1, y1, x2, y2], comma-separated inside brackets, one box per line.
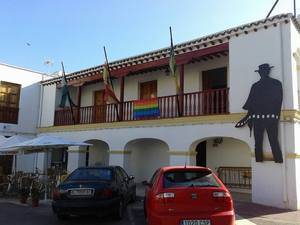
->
[155, 192, 175, 204]
[52, 188, 62, 200]
[212, 191, 231, 198]
[213, 191, 233, 211]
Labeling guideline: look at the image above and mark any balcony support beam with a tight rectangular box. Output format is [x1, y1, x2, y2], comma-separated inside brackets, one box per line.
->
[179, 64, 185, 116]
[76, 86, 82, 123]
[119, 77, 125, 121]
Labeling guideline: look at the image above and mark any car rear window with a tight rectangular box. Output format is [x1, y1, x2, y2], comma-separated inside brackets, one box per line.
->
[163, 170, 220, 188]
[68, 168, 113, 181]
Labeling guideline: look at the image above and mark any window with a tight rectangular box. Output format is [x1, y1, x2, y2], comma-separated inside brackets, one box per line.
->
[202, 67, 227, 90]
[140, 80, 157, 100]
[0, 81, 21, 124]
[0, 81, 21, 108]
[118, 167, 129, 179]
[67, 168, 113, 181]
[163, 170, 220, 188]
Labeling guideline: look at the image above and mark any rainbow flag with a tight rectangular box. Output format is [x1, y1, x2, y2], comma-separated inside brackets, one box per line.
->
[133, 98, 160, 119]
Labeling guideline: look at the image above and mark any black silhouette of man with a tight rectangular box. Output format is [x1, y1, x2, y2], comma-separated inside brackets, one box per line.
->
[236, 63, 283, 163]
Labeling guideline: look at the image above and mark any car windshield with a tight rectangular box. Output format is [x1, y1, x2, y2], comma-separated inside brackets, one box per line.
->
[163, 170, 220, 188]
[67, 168, 113, 181]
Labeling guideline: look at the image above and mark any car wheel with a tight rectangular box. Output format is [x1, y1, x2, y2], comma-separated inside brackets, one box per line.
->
[114, 199, 125, 220]
[56, 214, 69, 220]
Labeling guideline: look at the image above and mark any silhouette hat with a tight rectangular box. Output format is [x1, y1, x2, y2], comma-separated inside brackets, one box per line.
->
[255, 63, 274, 73]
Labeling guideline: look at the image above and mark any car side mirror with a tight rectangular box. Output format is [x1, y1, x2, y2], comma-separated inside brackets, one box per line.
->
[129, 175, 135, 180]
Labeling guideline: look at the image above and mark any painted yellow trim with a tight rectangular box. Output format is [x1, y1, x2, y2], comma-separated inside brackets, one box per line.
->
[251, 152, 274, 161]
[110, 150, 131, 154]
[251, 152, 300, 160]
[286, 153, 300, 159]
[38, 110, 300, 133]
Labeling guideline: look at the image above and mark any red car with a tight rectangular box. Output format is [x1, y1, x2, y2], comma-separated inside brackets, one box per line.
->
[144, 166, 235, 225]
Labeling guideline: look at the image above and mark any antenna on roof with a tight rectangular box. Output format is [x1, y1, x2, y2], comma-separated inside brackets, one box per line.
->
[266, 0, 279, 19]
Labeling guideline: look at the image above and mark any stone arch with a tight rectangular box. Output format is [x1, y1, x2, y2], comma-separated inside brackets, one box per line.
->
[124, 138, 170, 183]
[84, 139, 110, 166]
[189, 136, 252, 170]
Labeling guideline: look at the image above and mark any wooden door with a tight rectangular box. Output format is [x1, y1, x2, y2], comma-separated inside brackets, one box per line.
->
[202, 67, 227, 114]
[140, 80, 157, 100]
[94, 90, 106, 123]
[196, 141, 206, 167]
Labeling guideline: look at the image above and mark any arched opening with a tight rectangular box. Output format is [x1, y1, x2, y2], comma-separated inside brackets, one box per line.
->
[84, 139, 109, 166]
[124, 138, 170, 183]
[190, 137, 252, 202]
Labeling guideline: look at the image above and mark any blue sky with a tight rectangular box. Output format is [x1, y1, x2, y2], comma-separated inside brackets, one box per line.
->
[0, 0, 299, 74]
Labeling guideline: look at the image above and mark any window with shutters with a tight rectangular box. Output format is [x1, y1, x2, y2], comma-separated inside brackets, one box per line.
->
[139, 80, 157, 100]
[0, 81, 21, 124]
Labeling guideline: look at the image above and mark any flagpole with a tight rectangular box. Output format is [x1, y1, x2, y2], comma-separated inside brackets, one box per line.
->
[103, 47, 120, 121]
[169, 27, 181, 116]
[61, 62, 76, 125]
[103, 46, 115, 91]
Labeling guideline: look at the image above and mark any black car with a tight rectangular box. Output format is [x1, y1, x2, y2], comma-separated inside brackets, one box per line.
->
[52, 166, 136, 220]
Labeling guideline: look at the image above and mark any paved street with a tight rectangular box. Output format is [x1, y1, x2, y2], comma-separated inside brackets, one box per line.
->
[0, 200, 146, 225]
[0, 199, 300, 225]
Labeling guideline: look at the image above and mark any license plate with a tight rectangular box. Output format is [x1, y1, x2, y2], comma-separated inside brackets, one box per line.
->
[181, 220, 210, 225]
[70, 189, 93, 196]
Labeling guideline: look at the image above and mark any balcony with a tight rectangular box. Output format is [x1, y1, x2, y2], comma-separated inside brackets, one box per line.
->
[0, 106, 19, 124]
[54, 88, 229, 126]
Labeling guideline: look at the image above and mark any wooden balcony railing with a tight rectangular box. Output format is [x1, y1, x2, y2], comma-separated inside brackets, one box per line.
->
[54, 88, 229, 126]
[0, 106, 19, 124]
[217, 166, 252, 189]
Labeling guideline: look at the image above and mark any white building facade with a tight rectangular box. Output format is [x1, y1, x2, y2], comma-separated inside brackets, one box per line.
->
[0, 63, 50, 172]
[39, 14, 300, 210]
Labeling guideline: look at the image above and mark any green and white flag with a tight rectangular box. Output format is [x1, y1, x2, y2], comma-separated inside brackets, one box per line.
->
[169, 27, 179, 94]
[59, 63, 76, 108]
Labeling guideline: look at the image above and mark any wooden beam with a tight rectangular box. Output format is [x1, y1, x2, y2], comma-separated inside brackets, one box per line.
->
[76, 86, 82, 123]
[60, 43, 229, 86]
[110, 43, 229, 78]
[119, 76, 125, 121]
[179, 64, 184, 116]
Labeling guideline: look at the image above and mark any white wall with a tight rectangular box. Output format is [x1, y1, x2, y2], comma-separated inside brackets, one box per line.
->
[0, 63, 48, 135]
[229, 22, 296, 113]
[87, 140, 109, 166]
[0, 63, 45, 88]
[40, 85, 56, 127]
[205, 138, 251, 172]
[0, 63, 50, 173]
[124, 139, 169, 183]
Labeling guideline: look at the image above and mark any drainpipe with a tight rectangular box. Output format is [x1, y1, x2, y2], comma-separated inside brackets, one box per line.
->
[279, 22, 288, 205]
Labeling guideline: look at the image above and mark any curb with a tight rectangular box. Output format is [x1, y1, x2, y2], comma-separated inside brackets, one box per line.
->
[236, 215, 256, 225]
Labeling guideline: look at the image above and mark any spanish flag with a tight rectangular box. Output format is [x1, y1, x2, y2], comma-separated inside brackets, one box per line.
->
[102, 62, 119, 104]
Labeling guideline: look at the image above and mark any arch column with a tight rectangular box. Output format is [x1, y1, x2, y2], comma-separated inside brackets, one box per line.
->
[169, 150, 193, 166]
[67, 146, 87, 173]
[109, 150, 131, 168]
[124, 138, 170, 183]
